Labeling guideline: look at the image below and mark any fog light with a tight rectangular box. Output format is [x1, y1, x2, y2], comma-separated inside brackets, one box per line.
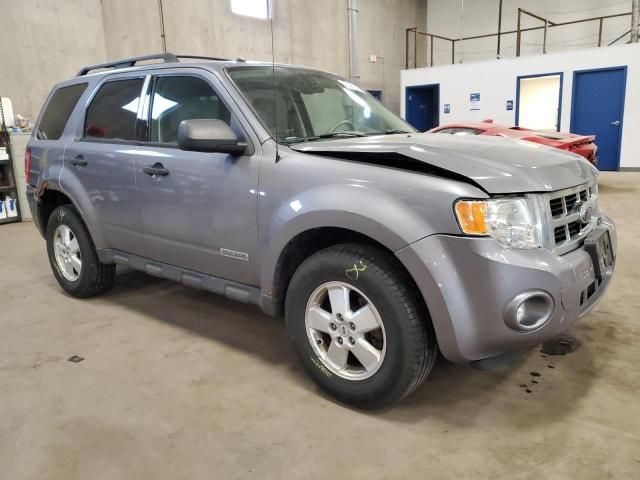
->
[504, 290, 554, 332]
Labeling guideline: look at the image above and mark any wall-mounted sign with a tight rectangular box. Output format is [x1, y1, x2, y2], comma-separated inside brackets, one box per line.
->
[444, 104, 451, 114]
[506, 100, 514, 111]
[470, 93, 480, 111]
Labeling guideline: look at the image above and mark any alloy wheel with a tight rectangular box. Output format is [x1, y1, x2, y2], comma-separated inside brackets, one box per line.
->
[305, 281, 386, 380]
[53, 224, 82, 281]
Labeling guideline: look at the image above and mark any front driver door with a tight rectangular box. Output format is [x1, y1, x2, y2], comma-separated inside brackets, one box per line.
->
[134, 70, 261, 286]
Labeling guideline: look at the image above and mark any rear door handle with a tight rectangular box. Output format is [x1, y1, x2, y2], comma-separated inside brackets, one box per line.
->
[142, 162, 170, 177]
[69, 154, 87, 167]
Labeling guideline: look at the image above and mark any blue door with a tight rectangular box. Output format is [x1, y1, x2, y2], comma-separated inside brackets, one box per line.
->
[571, 67, 627, 171]
[405, 84, 439, 132]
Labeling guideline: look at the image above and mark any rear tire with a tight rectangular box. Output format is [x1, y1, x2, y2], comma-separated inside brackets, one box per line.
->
[285, 243, 437, 409]
[45, 205, 115, 298]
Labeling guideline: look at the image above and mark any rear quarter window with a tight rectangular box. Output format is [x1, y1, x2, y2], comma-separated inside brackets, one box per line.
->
[36, 83, 88, 140]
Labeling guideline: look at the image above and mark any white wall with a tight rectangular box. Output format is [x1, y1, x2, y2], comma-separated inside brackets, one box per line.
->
[0, 0, 426, 119]
[101, 0, 427, 116]
[423, 0, 635, 66]
[0, 0, 107, 120]
[0, 0, 427, 119]
[401, 43, 640, 168]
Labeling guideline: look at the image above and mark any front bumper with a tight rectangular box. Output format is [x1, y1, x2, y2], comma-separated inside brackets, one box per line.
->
[396, 215, 616, 363]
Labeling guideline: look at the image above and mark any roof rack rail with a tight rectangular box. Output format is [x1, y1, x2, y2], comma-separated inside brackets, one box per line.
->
[76, 52, 178, 76]
[175, 54, 231, 62]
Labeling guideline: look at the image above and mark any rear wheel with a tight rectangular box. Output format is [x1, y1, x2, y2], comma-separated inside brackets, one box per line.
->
[46, 205, 115, 298]
[285, 243, 437, 409]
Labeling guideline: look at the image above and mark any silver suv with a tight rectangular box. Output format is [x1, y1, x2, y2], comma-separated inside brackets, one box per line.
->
[26, 53, 616, 408]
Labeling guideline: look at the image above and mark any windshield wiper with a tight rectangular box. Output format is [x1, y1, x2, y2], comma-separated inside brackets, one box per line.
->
[366, 129, 413, 136]
[317, 131, 367, 139]
[283, 131, 367, 144]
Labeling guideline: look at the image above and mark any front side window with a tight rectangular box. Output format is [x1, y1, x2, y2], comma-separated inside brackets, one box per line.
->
[149, 76, 231, 145]
[227, 66, 414, 144]
[37, 83, 87, 140]
[84, 78, 144, 141]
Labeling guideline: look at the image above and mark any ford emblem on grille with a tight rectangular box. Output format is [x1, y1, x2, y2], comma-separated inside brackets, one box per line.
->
[579, 201, 595, 224]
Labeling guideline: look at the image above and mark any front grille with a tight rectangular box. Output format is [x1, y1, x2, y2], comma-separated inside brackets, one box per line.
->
[565, 194, 578, 212]
[550, 198, 564, 217]
[546, 182, 598, 255]
[567, 220, 581, 236]
[554, 226, 566, 243]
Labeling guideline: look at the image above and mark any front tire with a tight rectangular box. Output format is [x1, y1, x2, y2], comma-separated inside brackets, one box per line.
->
[46, 205, 115, 298]
[285, 243, 437, 409]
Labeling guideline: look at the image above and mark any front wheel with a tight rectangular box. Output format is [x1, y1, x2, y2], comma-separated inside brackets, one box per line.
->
[285, 243, 437, 409]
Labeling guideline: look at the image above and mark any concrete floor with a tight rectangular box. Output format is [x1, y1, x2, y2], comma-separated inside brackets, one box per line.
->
[1, 172, 639, 479]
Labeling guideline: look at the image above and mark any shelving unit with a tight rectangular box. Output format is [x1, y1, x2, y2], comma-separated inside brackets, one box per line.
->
[0, 98, 22, 226]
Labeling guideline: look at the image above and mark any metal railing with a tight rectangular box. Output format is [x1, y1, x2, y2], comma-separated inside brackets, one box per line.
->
[406, 9, 633, 69]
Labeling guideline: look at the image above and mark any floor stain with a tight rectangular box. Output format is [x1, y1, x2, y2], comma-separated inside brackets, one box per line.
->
[541, 334, 581, 356]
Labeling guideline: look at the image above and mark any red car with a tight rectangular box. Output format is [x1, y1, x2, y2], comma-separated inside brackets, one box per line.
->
[429, 120, 598, 165]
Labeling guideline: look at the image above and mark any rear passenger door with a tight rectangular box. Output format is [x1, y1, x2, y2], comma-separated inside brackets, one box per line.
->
[64, 73, 147, 255]
[134, 69, 261, 285]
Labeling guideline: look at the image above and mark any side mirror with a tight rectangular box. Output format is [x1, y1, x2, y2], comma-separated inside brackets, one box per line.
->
[177, 119, 247, 155]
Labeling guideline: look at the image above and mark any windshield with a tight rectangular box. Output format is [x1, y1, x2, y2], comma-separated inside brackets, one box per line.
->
[227, 66, 415, 144]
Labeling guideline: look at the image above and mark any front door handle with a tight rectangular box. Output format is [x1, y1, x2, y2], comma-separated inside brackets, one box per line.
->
[69, 154, 87, 167]
[611, 120, 620, 126]
[142, 162, 170, 177]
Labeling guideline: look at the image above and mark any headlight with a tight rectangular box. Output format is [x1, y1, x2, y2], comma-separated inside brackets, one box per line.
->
[454, 198, 541, 249]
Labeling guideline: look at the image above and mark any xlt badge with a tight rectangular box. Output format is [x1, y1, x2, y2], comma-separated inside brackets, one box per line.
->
[220, 248, 249, 261]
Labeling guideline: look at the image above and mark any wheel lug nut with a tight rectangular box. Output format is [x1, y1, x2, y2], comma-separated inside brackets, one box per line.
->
[349, 322, 356, 330]
[337, 337, 343, 345]
[349, 337, 355, 345]
[336, 313, 343, 321]
[329, 322, 337, 331]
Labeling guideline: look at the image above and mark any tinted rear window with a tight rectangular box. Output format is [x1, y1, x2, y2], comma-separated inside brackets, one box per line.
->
[36, 83, 87, 140]
[84, 78, 144, 141]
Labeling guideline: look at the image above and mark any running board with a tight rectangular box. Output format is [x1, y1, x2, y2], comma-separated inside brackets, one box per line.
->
[96, 248, 277, 313]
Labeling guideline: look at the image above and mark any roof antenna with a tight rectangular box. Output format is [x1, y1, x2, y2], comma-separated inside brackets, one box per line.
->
[157, 0, 167, 53]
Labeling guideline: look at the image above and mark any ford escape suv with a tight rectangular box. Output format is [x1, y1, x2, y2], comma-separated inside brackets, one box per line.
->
[26, 53, 616, 408]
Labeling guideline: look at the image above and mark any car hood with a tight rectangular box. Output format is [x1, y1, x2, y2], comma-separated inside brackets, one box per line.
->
[289, 133, 596, 194]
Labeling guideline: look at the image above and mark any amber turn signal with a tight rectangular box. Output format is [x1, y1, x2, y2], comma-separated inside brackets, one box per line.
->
[454, 200, 489, 235]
